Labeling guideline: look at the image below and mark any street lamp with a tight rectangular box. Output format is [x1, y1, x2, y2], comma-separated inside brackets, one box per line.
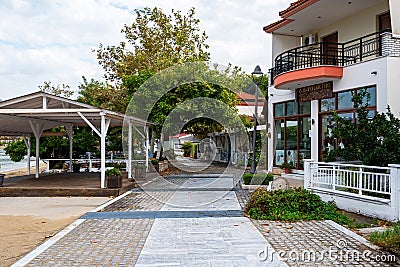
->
[250, 65, 263, 174]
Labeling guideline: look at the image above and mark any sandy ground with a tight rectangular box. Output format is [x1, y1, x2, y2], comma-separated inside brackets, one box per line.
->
[0, 197, 110, 267]
[3, 163, 47, 178]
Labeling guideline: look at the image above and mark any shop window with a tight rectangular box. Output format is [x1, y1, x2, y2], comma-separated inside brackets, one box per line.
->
[274, 103, 285, 117]
[320, 97, 335, 112]
[274, 119, 285, 166]
[319, 85, 377, 161]
[286, 101, 297, 116]
[337, 112, 354, 122]
[358, 86, 376, 107]
[338, 91, 353, 110]
[299, 101, 311, 114]
[273, 101, 311, 169]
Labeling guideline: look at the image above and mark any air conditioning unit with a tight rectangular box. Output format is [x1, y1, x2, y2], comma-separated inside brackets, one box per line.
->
[304, 34, 318, 45]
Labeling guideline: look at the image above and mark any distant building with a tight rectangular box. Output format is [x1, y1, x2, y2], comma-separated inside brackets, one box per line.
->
[168, 133, 199, 156]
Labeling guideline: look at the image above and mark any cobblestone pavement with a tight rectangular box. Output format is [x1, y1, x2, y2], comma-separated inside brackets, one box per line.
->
[26, 219, 153, 267]
[252, 220, 398, 266]
[236, 188, 399, 266]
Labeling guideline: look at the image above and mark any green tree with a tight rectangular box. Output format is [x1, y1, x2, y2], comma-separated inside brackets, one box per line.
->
[78, 7, 214, 116]
[4, 127, 99, 163]
[327, 90, 400, 166]
[96, 7, 209, 82]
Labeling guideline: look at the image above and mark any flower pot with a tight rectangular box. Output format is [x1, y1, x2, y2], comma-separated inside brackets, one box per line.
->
[284, 168, 292, 174]
[107, 175, 122, 188]
[0, 174, 4, 186]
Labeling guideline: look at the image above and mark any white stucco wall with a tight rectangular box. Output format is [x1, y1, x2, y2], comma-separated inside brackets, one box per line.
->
[386, 57, 400, 117]
[334, 57, 388, 113]
[389, 0, 400, 37]
[317, 1, 389, 42]
[271, 34, 301, 66]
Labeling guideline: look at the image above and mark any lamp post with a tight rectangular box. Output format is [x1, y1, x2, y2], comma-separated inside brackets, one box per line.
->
[250, 65, 263, 174]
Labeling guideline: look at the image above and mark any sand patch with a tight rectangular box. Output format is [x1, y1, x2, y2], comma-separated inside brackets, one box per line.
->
[0, 197, 109, 266]
[0, 215, 76, 267]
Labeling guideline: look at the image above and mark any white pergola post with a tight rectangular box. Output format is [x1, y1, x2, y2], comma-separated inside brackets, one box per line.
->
[29, 120, 44, 178]
[66, 125, 73, 172]
[145, 126, 149, 172]
[128, 121, 133, 179]
[78, 111, 110, 189]
[23, 136, 31, 175]
[35, 138, 40, 177]
[100, 115, 106, 188]
[100, 114, 111, 188]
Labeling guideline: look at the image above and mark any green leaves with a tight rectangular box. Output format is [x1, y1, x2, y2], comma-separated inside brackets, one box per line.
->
[245, 188, 353, 224]
[327, 90, 400, 166]
[97, 7, 210, 81]
[4, 127, 99, 163]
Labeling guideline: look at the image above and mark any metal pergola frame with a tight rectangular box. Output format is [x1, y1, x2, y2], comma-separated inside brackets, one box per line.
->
[0, 91, 151, 189]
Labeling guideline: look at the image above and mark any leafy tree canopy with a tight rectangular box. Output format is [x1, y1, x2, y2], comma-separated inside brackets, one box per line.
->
[96, 7, 210, 82]
[4, 127, 99, 163]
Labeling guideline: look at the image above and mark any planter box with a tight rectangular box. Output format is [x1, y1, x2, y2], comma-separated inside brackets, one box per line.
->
[135, 168, 146, 178]
[107, 175, 122, 188]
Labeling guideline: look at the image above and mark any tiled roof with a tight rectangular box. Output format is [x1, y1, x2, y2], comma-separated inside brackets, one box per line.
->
[236, 92, 265, 101]
[263, 19, 293, 33]
[279, 0, 311, 17]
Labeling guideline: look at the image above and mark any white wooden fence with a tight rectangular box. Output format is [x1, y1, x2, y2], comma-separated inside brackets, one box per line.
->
[304, 160, 400, 221]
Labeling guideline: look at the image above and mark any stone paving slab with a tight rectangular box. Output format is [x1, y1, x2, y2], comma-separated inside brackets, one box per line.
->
[25, 218, 153, 267]
[135, 217, 285, 267]
[161, 191, 241, 211]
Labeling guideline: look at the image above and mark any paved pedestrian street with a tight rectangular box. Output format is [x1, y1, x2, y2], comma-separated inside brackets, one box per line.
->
[13, 174, 398, 266]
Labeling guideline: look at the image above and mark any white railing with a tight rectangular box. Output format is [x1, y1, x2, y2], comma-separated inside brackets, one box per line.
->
[308, 162, 390, 198]
[304, 160, 400, 221]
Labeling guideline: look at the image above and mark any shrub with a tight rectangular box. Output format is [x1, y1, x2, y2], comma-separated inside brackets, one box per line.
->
[106, 167, 121, 177]
[370, 223, 400, 254]
[245, 188, 353, 225]
[150, 159, 159, 165]
[242, 173, 274, 185]
[182, 142, 193, 157]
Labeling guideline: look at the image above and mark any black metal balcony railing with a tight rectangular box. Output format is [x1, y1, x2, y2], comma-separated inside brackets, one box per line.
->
[269, 30, 400, 85]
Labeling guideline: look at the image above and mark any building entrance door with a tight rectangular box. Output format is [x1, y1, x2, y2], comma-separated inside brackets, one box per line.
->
[322, 32, 338, 65]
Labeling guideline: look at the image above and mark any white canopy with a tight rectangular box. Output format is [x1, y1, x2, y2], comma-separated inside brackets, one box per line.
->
[0, 91, 151, 188]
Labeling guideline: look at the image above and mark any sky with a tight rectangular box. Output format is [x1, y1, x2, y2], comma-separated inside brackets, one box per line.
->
[0, 0, 290, 100]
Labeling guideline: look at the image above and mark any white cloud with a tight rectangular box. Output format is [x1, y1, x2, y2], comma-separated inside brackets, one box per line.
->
[0, 0, 290, 100]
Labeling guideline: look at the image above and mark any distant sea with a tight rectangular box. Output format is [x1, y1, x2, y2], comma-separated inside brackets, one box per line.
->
[0, 149, 32, 172]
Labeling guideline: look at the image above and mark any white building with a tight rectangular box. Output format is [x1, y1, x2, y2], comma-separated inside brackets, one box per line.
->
[265, 0, 400, 171]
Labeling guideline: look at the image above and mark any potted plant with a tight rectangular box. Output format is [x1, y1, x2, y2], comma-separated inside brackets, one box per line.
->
[106, 167, 122, 188]
[72, 161, 81, 173]
[281, 161, 294, 174]
[134, 164, 146, 178]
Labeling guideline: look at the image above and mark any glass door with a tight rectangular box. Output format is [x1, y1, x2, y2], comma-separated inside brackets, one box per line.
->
[323, 32, 338, 65]
[274, 119, 285, 166]
[285, 119, 298, 168]
[298, 117, 311, 169]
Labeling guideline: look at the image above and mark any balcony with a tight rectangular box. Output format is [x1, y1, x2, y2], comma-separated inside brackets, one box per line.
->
[270, 30, 400, 89]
